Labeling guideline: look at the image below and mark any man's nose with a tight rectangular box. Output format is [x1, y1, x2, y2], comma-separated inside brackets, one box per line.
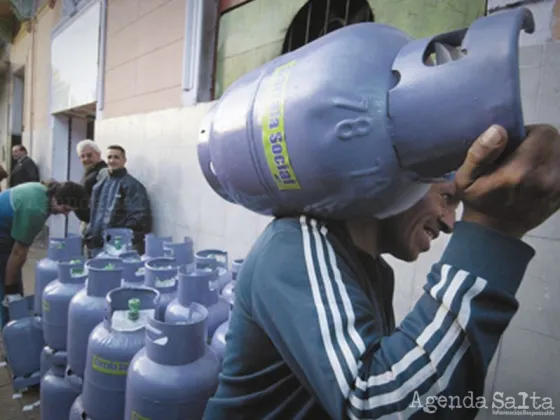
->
[439, 209, 456, 234]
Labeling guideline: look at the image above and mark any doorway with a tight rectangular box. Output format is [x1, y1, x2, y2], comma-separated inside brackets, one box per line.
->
[50, 103, 96, 238]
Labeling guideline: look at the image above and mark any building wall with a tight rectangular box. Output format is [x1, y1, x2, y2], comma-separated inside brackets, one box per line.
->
[10, 26, 32, 138]
[103, 0, 187, 119]
[0, 74, 11, 179]
[31, 4, 62, 178]
[487, 0, 560, 46]
[7, 2, 62, 180]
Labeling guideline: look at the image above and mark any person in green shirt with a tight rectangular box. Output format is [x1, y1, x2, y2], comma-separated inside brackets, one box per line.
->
[0, 181, 87, 326]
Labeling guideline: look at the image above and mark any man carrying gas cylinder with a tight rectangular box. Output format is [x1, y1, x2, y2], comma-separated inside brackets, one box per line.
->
[0, 181, 87, 327]
[203, 9, 560, 420]
[206, 124, 560, 419]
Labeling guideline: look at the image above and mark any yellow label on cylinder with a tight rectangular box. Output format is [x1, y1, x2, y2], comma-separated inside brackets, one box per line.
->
[131, 411, 150, 420]
[42, 299, 49, 312]
[91, 355, 129, 375]
[261, 60, 301, 191]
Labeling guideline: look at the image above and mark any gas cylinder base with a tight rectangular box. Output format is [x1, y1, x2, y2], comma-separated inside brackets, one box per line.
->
[12, 371, 41, 392]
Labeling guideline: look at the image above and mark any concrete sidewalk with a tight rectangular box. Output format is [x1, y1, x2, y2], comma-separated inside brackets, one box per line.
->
[0, 246, 47, 420]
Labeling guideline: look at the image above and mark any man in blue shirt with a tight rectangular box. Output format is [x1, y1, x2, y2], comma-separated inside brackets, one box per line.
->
[205, 124, 560, 419]
[0, 181, 87, 326]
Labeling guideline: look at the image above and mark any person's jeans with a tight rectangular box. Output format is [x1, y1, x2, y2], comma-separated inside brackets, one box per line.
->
[0, 245, 24, 328]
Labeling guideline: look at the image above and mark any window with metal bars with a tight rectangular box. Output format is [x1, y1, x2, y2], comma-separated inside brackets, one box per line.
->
[282, 0, 374, 54]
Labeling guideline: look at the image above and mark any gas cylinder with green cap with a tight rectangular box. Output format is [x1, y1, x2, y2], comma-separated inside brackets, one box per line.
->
[69, 286, 160, 420]
[96, 228, 134, 258]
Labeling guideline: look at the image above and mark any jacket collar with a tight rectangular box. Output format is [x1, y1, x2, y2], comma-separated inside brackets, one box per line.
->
[109, 167, 127, 178]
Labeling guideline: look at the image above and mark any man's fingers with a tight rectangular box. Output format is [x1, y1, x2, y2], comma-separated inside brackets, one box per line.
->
[454, 125, 508, 190]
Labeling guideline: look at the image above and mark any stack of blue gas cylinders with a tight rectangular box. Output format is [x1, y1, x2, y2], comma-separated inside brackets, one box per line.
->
[1, 228, 244, 420]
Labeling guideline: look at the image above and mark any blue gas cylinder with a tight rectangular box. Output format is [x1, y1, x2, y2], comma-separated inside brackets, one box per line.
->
[78, 287, 160, 420]
[34, 236, 83, 316]
[195, 249, 231, 291]
[95, 228, 134, 258]
[66, 259, 124, 389]
[198, 8, 535, 220]
[211, 302, 233, 363]
[165, 266, 229, 338]
[40, 348, 80, 420]
[163, 236, 195, 270]
[144, 257, 178, 318]
[42, 259, 87, 353]
[142, 233, 172, 261]
[220, 258, 244, 306]
[124, 303, 220, 419]
[120, 251, 145, 286]
[2, 295, 43, 389]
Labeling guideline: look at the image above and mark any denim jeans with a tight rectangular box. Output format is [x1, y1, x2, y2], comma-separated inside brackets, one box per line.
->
[0, 246, 24, 328]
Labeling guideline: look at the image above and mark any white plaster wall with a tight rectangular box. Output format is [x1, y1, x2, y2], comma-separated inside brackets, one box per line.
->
[0, 75, 11, 173]
[11, 75, 24, 135]
[487, 0, 558, 46]
[29, 128, 54, 181]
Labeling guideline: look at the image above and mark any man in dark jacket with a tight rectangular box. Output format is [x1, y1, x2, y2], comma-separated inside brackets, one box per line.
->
[74, 139, 108, 223]
[9, 145, 39, 187]
[205, 124, 560, 419]
[84, 145, 151, 257]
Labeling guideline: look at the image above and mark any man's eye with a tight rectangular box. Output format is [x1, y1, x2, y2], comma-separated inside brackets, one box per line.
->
[442, 193, 459, 206]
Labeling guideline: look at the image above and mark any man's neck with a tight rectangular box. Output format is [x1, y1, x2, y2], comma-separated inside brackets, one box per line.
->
[345, 218, 380, 258]
[109, 167, 127, 177]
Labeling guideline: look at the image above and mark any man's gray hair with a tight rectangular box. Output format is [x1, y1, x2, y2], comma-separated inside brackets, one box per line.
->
[76, 139, 101, 156]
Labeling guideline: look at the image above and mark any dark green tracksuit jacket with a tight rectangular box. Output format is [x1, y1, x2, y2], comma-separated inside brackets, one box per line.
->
[204, 216, 534, 419]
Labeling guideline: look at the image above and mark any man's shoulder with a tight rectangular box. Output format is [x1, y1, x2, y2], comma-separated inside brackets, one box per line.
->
[92, 169, 109, 190]
[255, 215, 338, 248]
[243, 216, 334, 276]
[23, 155, 38, 166]
[11, 183, 48, 214]
[122, 172, 146, 189]
[257, 216, 305, 246]
[96, 166, 109, 178]
[12, 182, 46, 196]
